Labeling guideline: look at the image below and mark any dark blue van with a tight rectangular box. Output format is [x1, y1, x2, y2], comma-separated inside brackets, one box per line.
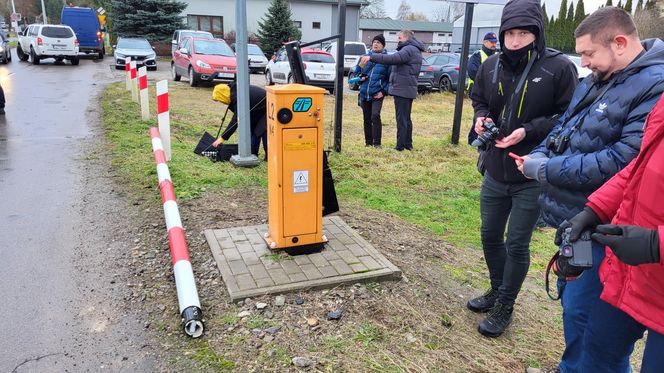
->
[61, 7, 104, 59]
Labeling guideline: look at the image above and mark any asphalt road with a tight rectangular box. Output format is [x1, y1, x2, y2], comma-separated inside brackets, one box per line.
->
[0, 53, 157, 372]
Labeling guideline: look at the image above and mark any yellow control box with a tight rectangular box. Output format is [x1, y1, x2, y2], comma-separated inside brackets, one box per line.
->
[264, 84, 328, 252]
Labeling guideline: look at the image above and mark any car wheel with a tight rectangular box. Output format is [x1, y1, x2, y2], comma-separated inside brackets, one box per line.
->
[30, 47, 40, 65]
[17, 45, 28, 61]
[189, 66, 199, 87]
[265, 69, 274, 85]
[439, 76, 452, 92]
[70, 57, 79, 65]
[287, 74, 294, 84]
[7, 49, 11, 62]
[172, 63, 181, 81]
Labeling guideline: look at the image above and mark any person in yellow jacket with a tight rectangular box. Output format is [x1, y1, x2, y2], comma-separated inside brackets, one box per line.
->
[466, 32, 498, 92]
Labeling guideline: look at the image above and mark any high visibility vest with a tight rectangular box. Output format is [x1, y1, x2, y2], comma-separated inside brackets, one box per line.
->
[467, 49, 489, 90]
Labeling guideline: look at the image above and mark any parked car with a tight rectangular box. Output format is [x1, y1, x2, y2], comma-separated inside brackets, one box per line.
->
[567, 55, 592, 81]
[61, 6, 105, 59]
[418, 60, 435, 93]
[265, 47, 336, 93]
[323, 41, 368, 74]
[17, 24, 79, 65]
[172, 37, 237, 87]
[230, 43, 269, 73]
[427, 44, 445, 53]
[113, 37, 157, 70]
[423, 53, 461, 92]
[0, 32, 11, 63]
[171, 29, 213, 54]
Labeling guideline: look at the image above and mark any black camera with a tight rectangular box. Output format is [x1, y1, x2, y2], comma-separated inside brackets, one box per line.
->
[546, 132, 570, 154]
[471, 120, 503, 149]
[554, 227, 593, 279]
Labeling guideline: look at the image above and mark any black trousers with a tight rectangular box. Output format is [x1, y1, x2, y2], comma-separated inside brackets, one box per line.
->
[0, 84, 5, 109]
[393, 96, 413, 150]
[361, 97, 383, 146]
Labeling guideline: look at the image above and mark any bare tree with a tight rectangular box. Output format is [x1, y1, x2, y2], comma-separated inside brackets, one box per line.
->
[432, 4, 450, 22]
[405, 12, 429, 21]
[396, 0, 413, 20]
[360, 0, 388, 19]
[634, 7, 664, 39]
[450, 2, 465, 21]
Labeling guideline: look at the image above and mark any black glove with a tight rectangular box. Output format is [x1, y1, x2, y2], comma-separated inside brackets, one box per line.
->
[591, 225, 661, 266]
[555, 207, 602, 245]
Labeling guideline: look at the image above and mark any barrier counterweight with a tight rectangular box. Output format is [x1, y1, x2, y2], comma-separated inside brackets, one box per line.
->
[149, 127, 204, 338]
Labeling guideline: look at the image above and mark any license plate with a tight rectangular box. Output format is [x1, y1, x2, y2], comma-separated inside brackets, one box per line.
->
[314, 74, 331, 79]
[217, 72, 234, 78]
[418, 72, 424, 77]
[52, 44, 67, 50]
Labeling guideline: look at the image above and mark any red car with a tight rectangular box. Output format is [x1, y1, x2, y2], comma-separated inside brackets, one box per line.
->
[171, 37, 237, 87]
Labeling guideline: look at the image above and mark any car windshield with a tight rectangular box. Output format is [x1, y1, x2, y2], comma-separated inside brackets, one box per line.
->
[302, 53, 335, 63]
[248, 45, 263, 55]
[194, 40, 234, 56]
[41, 27, 73, 38]
[182, 31, 212, 40]
[344, 44, 366, 55]
[118, 38, 151, 49]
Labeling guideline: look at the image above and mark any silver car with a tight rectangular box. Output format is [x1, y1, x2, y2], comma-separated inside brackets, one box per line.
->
[114, 37, 157, 70]
[231, 43, 268, 74]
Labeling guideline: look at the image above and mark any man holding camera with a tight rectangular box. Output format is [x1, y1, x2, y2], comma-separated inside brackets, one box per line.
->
[353, 35, 391, 148]
[517, 7, 664, 372]
[468, 0, 577, 338]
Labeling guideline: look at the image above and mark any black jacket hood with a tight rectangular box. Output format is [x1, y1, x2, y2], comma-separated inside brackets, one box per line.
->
[499, 0, 546, 54]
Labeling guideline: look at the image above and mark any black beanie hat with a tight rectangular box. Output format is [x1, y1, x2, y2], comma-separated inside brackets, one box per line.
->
[372, 34, 386, 47]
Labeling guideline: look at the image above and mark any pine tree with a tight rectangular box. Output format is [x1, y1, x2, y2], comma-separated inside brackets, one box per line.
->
[636, 0, 643, 11]
[606, 0, 613, 6]
[565, 3, 575, 52]
[111, 0, 186, 41]
[542, 3, 549, 29]
[624, 0, 633, 12]
[574, 0, 586, 30]
[617, 0, 623, 9]
[256, 0, 302, 57]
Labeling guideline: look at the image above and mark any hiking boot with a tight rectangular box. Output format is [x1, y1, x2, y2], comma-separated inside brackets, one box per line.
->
[478, 302, 513, 338]
[467, 288, 499, 313]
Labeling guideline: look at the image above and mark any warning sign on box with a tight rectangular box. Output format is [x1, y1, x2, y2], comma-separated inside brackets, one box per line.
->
[293, 170, 309, 193]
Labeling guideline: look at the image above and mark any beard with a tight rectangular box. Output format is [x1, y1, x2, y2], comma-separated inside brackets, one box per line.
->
[591, 70, 608, 84]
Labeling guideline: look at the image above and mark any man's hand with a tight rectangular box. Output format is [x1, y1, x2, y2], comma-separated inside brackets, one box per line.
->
[495, 128, 526, 149]
[212, 138, 224, 148]
[516, 155, 530, 175]
[359, 55, 371, 67]
[373, 91, 384, 99]
[555, 207, 603, 245]
[592, 225, 661, 266]
[474, 117, 491, 135]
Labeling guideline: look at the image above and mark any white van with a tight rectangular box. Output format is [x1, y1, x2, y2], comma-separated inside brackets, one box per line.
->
[323, 41, 368, 74]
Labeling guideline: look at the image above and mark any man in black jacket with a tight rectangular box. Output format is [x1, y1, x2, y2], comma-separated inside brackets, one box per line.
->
[211, 83, 267, 159]
[359, 29, 425, 151]
[467, 0, 578, 337]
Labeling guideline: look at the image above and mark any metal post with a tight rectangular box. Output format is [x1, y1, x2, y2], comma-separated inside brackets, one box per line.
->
[40, 0, 47, 23]
[230, 0, 259, 167]
[333, 0, 346, 152]
[451, 3, 475, 145]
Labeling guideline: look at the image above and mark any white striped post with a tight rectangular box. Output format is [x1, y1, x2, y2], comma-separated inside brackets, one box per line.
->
[138, 66, 149, 120]
[149, 127, 204, 338]
[125, 57, 131, 91]
[156, 80, 171, 161]
[130, 60, 138, 102]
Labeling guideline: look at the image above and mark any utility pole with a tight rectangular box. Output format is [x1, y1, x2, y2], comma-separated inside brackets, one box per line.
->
[40, 0, 48, 23]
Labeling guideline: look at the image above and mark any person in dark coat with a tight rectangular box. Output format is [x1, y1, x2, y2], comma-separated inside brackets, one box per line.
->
[516, 7, 664, 372]
[353, 34, 391, 148]
[211, 83, 267, 159]
[467, 0, 578, 338]
[466, 32, 498, 91]
[359, 29, 424, 151]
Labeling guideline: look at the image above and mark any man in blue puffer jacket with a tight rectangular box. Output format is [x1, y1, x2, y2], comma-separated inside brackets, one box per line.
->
[516, 7, 664, 373]
[360, 30, 425, 151]
[354, 34, 391, 148]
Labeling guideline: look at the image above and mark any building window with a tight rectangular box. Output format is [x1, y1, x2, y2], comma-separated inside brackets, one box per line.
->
[438, 33, 445, 37]
[388, 31, 397, 35]
[312, 22, 321, 29]
[187, 14, 223, 37]
[293, 21, 301, 28]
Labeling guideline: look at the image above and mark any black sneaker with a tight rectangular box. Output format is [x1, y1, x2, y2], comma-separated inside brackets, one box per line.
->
[467, 288, 499, 313]
[478, 302, 513, 338]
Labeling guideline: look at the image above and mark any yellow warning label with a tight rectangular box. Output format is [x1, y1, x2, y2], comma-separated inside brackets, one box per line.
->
[284, 141, 317, 151]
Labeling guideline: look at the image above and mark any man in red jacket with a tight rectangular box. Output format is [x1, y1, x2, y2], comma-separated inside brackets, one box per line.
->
[560, 94, 664, 371]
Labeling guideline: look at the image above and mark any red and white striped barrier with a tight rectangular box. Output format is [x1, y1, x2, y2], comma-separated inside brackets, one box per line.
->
[130, 60, 138, 102]
[149, 127, 204, 338]
[125, 57, 131, 91]
[156, 80, 171, 161]
[138, 66, 149, 120]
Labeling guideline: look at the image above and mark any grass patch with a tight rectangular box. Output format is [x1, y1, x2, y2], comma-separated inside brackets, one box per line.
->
[188, 341, 234, 371]
[352, 321, 383, 347]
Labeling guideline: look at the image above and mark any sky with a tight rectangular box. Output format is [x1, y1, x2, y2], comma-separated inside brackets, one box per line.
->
[381, 0, 607, 21]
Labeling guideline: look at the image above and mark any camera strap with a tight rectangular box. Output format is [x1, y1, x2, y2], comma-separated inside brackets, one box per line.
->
[545, 251, 565, 301]
[499, 50, 538, 130]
